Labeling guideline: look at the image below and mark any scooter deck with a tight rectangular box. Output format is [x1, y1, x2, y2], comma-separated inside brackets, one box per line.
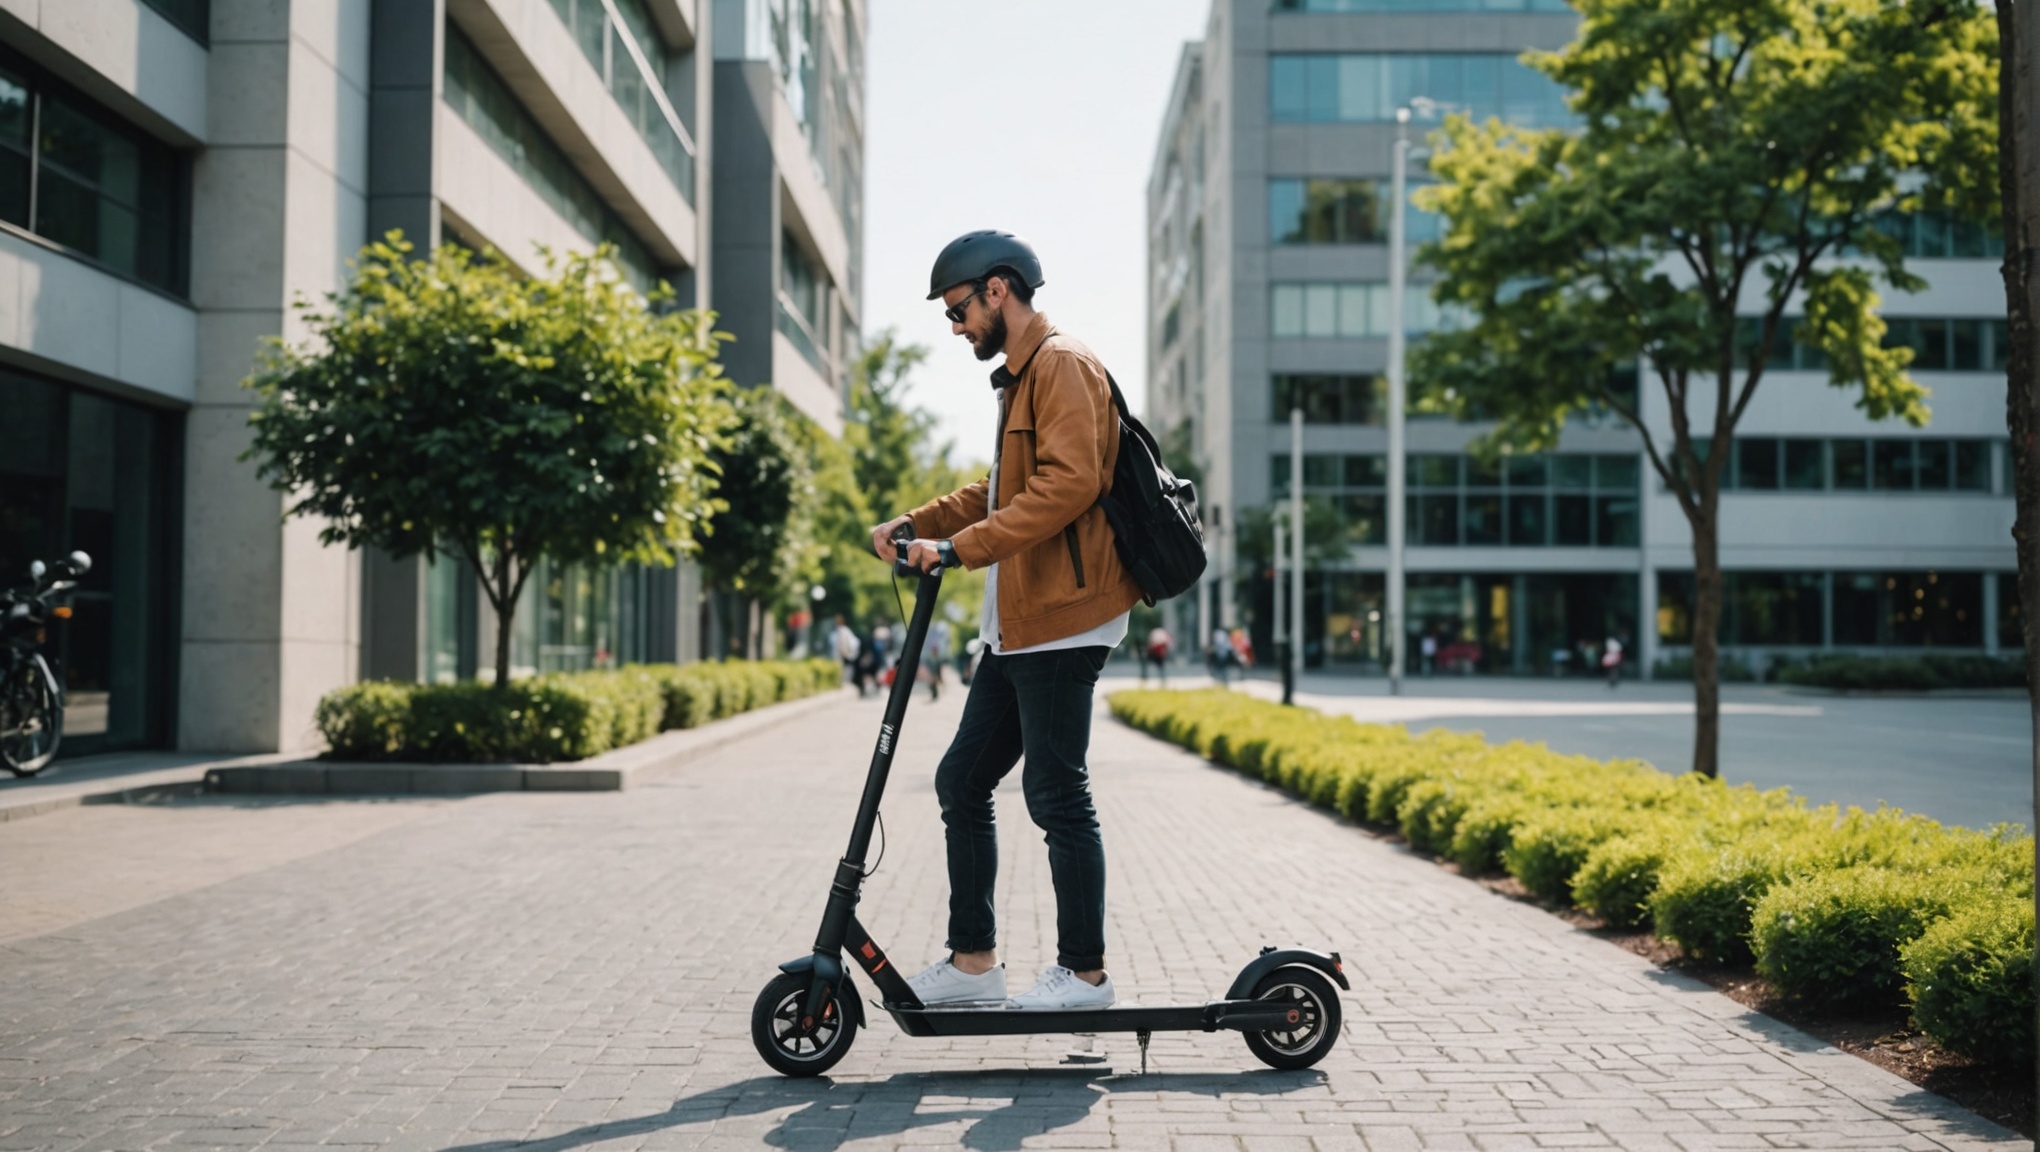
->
[882, 1000, 1297, 1038]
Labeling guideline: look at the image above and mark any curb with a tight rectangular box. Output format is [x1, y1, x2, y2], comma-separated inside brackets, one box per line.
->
[202, 688, 856, 796]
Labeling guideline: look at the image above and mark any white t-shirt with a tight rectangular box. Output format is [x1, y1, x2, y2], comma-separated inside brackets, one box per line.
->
[981, 386, 1129, 656]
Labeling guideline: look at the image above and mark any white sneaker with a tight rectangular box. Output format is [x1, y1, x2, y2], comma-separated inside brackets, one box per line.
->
[905, 958, 1007, 1006]
[1007, 965, 1115, 1010]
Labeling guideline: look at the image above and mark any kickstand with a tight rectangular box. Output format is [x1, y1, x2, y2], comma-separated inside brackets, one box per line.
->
[1136, 1029, 1151, 1075]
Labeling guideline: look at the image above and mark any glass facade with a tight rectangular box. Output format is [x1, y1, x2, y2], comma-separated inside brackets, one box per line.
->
[1272, 375, 1386, 424]
[1271, 282, 1452, 338]
[1270, 452, 1641, 548]
[1659, 570, 1986, 649]
[777, 233, 828, 371]
[1271, 54, 1572, 127]
[1693, 437, 1999, 494]
[443, 27, 661, 291]
[0, 372, 178, 752]
[0, 52, 188, 296]
[1269, 178, 1443, 246]
[1733, 315, 2010, 373]
[547, 0, 697, 201]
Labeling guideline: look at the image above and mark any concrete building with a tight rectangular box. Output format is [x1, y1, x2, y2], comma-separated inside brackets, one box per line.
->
[1149, 0, 2015, 679]
[0, 0, 862, 758]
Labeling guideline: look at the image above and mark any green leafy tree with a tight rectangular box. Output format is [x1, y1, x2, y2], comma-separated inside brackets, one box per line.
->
[1411, 0, 1997, 776]
[841, 331, 988, 638]
[700, 386, 817, 656]
[244, 234, 733, 687]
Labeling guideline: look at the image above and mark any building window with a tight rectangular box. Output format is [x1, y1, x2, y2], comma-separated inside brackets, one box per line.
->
[547, 0, 697, 201]
[1272, 451, 1639, 548]
[0, 371, 179, 753]
[1270, 54, 1572, 127]
[1708, 437, 1998, 494]
[1869, 210, 2004, 259]
[1272, 375, 1385, 424]
[1832, 571, 1984, 647]
[0, 54, 188, 296]
[1734, 314, 2008, 373]
[777, 234, 828, 371]
[1271, 282, 1451, 338]
[442, 27, 661, 292]
[1269, 178, 1443, 246]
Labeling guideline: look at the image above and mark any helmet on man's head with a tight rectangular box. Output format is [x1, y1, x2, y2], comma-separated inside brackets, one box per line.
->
[926, 230, 1045, 300]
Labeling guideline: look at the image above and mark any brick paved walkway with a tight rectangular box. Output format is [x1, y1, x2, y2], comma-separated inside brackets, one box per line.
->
[0, 688, 2026, 1150]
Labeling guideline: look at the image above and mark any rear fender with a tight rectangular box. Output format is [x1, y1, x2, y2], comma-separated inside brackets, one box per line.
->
[1224, 948, 1350, 1000]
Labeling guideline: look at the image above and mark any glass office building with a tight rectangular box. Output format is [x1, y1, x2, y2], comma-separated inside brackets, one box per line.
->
[1149, 2, 2015, 677]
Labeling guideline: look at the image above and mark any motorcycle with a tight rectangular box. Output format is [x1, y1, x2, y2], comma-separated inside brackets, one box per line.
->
[2, 551, 91, 777]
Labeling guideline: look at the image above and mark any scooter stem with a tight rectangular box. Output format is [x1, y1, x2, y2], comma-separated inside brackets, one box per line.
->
[814, 565, 944, 956]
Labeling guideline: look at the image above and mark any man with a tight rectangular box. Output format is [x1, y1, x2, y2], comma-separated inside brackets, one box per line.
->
[873, 230, 1141, 1011]
[1144, 624, 1172, 686]
[832, 614, 860, 690]
[923, 618, 952, 701]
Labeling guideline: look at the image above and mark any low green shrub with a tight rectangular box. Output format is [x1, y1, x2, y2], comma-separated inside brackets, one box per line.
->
[1107, 687, 2037, 1069]
[1774, 654, 2025, 691]
[1751, 867, 1960, 1009]
[316, 657, 839, 762]
[315, 681, 412, 760]
[1901, 897, 2036, 1067]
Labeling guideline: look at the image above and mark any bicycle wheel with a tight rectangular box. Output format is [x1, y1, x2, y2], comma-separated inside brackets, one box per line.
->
[1, 654, 62, 777]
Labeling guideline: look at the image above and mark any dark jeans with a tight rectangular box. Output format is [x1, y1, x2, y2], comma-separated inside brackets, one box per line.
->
[934, 645, 1109, 972]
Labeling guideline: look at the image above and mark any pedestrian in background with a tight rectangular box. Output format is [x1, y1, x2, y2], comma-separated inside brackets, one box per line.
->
[832, 614, 861, 690]
[1603, 632, 1625, 689]
[1143, 625, 1172, 685]
[923, 618, 952, 701]
[1208, 626, 1233, 686]
[1419, 631, 1437, 677]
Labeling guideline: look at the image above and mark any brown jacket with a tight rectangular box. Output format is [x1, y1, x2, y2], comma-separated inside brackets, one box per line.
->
[907, 312, 1142, 650]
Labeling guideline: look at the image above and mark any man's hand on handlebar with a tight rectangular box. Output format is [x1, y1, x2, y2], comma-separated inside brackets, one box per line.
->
[903, 539, 958, 573]
[871, 515, 913, 562]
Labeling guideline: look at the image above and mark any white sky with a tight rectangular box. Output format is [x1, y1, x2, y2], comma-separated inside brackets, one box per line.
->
[862, 0, 1212, 471]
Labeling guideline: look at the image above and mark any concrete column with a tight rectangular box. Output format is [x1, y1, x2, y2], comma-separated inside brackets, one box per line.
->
[1638, 564, 1659, 680]
[182, 0, 373, 751]
[355, 0, 446, 684]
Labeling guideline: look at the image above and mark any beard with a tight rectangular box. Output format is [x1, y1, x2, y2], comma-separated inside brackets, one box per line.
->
[972, 309, 1008, 362]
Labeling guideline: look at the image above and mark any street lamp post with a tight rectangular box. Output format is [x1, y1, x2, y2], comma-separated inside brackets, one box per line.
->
[1290, 406, 1305, 698]
[1387, 107, 1411, 697]
[1274, 505, 1290, 704]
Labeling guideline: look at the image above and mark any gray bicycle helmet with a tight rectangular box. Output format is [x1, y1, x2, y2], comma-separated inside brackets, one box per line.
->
[926, 230, 1045, 300]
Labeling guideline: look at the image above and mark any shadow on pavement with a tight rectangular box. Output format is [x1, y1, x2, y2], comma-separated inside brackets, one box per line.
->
[439, 1067, 1327, 1152]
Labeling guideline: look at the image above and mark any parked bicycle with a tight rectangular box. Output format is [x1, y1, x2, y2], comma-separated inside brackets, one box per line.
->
[2, 551, 90, 777]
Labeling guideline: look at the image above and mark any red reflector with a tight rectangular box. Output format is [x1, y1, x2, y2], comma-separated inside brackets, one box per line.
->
[860, 942, 877, 959]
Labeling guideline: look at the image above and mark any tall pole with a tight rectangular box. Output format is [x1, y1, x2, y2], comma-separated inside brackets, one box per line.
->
[1290, 405, 1305, 697]
[1387, 107, 1411, 697]
[1273, 509, 1289, 703]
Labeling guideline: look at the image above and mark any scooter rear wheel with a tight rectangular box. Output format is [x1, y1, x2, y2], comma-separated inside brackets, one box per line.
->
[1241, 967, 1341, 1070]
[752, 971, 857, 1076]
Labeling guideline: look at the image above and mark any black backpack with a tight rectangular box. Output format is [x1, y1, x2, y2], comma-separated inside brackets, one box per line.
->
[1095, 372, 1207, 605]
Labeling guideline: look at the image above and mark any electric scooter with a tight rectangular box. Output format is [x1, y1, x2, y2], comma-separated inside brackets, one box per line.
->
[749, 529, 1349, 1077]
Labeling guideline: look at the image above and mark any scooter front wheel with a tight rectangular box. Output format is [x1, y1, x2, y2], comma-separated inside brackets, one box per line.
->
[1241, 967, 1342, 1071]
[751, 971, 857, 1076]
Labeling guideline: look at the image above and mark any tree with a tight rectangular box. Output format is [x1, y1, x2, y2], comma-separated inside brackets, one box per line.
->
[699, 387, 817, 657]
[244, 233, 733, 687]
[1993, 0, 2040, 1120]
[1412, 0, 1997, 776]
[840, 331, 988, 637]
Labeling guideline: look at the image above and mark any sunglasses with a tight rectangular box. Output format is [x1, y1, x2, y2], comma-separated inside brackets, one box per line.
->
[943, 284, 987, 325]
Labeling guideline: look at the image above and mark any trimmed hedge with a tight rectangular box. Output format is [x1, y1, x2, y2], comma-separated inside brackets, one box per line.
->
[1774, 654, 2025, 691]
[317, 658, 840, 763]
[1109, 688, 2035, 1068]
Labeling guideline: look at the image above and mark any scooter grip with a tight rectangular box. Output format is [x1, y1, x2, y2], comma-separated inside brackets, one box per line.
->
[890, 524, 918, 579]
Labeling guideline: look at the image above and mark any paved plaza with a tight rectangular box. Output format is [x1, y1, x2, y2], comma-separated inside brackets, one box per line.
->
[0, 688, 2028, 1150]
